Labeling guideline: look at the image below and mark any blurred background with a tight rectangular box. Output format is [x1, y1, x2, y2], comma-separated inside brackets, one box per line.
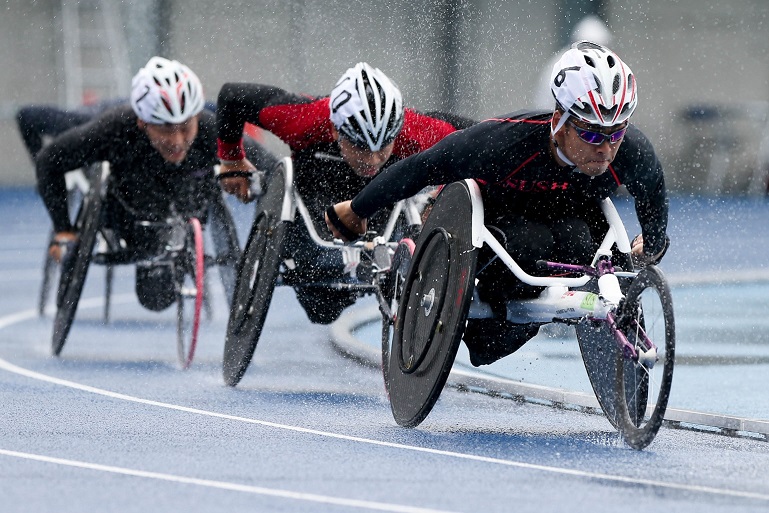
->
[1, 0, 768, 195]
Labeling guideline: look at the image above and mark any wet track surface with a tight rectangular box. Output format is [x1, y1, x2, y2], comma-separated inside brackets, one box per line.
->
[2, 188, 769, 512]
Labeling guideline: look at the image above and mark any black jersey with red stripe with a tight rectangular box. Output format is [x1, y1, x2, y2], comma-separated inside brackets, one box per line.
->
[350, 110, 668, 256]
[216, 82, 471, 231]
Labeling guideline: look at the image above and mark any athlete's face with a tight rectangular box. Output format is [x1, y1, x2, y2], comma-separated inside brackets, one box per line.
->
[139, 116, 199, 164]
[334, 128, 395, 177]
[552, 111, 626, 177]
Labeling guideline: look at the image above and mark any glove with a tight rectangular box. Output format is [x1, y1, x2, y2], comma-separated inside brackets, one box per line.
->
[249, 170, 266, 199]
[631, 234, 670, 268]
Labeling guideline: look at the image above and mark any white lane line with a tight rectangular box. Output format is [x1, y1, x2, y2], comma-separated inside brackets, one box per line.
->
[0, 449, 457, 513]
[0, 296, 133, 330]
[2, 309, 769, 503]
[1, 358, 768, 503]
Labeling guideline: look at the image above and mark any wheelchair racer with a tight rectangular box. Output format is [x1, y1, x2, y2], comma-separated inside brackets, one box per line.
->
[36, 56, 278, 312]
[215, 62, 474, 324]
[326, 42, 670, 366]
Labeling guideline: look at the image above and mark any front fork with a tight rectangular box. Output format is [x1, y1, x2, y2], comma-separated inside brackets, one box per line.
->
[601, 268, 658, 370]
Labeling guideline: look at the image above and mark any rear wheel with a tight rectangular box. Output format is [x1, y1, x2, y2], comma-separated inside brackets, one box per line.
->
[209, 192, 241, 307]
[381, 238, 415, 396]
[51, 165, 106, 356]
[614, 265, 675, 450]
[39, 232, 57, 316]
[386, 181, 477, 428]
[176, 218, 205, 370]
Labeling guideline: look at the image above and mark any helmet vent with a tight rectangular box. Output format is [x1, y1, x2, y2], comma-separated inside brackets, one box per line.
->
[584, 56, 596, 68]
[607, 55, 616, 67]
[612, 74, 621, 94]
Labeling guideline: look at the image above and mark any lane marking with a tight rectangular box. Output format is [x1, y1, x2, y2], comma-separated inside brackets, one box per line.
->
[2, 307, 769, 503]
[1, 356, 768, 503]
[0, 449, 457, 513]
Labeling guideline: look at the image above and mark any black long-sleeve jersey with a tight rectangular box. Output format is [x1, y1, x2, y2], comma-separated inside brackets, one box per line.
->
[36, 106, 277, 234]
[217, 83, 474, 234]
[350, 111, 669, 256]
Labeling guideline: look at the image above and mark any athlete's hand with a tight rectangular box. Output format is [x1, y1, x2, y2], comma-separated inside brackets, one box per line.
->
[325, 201, 367, 242]
[49, 231, 78, 263]
[217, 158, 257, 203]
[631, 234, 670, 268]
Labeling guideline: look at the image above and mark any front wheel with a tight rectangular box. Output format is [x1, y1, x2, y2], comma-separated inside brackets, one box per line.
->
[614, 265, 675, 450]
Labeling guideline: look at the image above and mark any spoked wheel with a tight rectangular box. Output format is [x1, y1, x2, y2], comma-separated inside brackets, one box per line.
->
[223, 162, 289, 387]
[386, 181, 477, 428]
[208, 192, 241, 308]
[39, 231, 57, 316]
[614, 265, 675, 450]
[51, 164, 107, 356]
[380, 238, 416, 396]
[176, 217, 205, 370]
[40, 186, 87, 317]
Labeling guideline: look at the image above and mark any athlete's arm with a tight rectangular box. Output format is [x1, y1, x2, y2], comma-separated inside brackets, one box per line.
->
[35, 113, 117, 233]
[618, 127, 670, 258]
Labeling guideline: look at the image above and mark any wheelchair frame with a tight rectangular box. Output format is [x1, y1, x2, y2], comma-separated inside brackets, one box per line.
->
[385, 179, 675, 450]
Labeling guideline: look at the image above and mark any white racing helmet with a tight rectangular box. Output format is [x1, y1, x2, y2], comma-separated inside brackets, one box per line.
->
[329, 62, 404, 151]
[550, 41, 637, 132]
[130, 56, 205, 124]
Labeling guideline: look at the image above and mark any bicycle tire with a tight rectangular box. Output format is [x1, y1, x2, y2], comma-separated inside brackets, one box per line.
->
[38, 233, 57, 316]
[380, 238, 415, 397]
[222, 165, 288, 387]
[176, 217, 205, 370]
[614, 265, 675, 450]
[51, 167, 106, 356]
[209, 192, 241, 308]
[386, 181, 477, 428]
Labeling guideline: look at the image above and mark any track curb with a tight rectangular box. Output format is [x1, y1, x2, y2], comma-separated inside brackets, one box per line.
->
[330, 304, 769, 441]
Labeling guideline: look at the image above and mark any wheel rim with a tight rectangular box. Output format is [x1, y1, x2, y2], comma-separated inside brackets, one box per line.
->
[616, 266, 675, 449]
[176, 218, 205, 370]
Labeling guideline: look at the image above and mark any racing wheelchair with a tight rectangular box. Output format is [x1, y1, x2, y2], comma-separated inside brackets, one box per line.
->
[51, 162, 240, 369]
[222, 157, 427, 387]
[381, 180, 675, 450]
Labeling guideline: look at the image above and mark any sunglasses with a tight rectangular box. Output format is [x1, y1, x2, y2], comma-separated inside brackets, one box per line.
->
[568, 120, 627, 145]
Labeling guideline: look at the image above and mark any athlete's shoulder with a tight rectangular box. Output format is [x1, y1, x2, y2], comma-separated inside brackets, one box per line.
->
[616, 124, 659, 160]
[484, 109, 552, 125]
[393, 108, 469, 156]
[259, 96, 334, 150]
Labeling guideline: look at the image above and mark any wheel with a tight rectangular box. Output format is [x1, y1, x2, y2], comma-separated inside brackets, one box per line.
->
[208, 192, 241, 307]
[104, 264, 113, 323]
[222, 163, 289, 387]
[614, 265, 675, 450]
[176, 217, 205, 370]
[39, 186, 86, 317]
[38, 231, 57, 316]
[386, 181, 478, 427]
[51, 164, 106, 356]
[380, 238, 416, 396]
[575, 273, 637, 431]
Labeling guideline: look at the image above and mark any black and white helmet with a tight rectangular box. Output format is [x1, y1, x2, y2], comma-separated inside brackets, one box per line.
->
[130, 56, 205, 124]
[329, 62, 404, 151]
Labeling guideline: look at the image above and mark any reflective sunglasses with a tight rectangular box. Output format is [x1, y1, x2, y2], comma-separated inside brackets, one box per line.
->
[568, 120, 627, 145]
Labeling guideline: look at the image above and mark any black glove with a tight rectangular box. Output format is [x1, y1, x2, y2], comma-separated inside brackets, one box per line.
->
[631, 234, 670, 268]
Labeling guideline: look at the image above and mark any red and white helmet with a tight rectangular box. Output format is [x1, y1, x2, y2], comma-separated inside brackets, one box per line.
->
[550, 41, 637, 128]
[130, 56, 205, 124]
[329, 62, 404, 151]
